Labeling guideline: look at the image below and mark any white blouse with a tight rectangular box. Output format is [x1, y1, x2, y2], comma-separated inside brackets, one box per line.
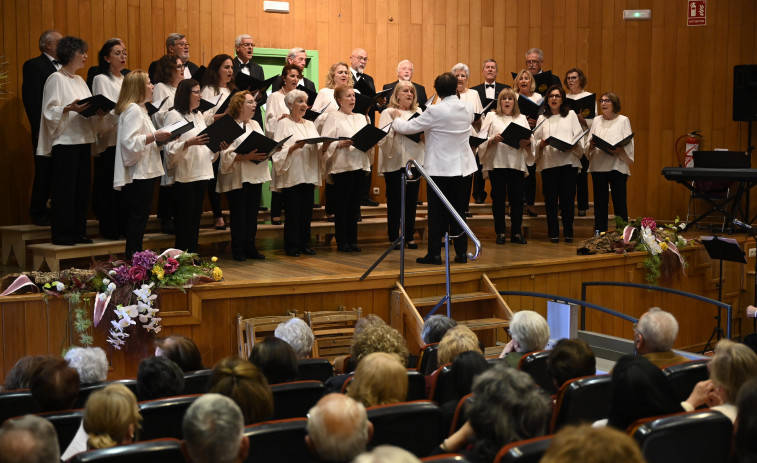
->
[201, 86, 231, 126]
[312, 87, 340, 132]
[320, 111, 371, 177]
[534, 110, 584, 172]
[478, 112, 534, 175]
[36, 72, 98, 157]
[91, 73, 123, 154]
[163, 110, 218, 183]
[377, 107, 425, 174]
[587, 114, 634, 175]
[152, 82, 177, 128]
[114, 103, 165, 190]
[458, 89, 484, 114]
[216, 120, 271, 193]
[265, 91, 290, 138]
[271, 117, 323, 190]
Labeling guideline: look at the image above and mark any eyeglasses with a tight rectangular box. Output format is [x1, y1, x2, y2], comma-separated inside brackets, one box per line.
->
[174, 42, 190, 47]
[599, 98, 612, 103]
[548, 94, 562, 99]
[566, 76, 579, 80]
[353, 56, 369, 62]
[240, 43, 255, 48]
[526, 60, 542, 65]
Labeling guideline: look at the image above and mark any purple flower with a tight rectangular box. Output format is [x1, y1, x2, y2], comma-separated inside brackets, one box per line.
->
[163, 257, 179, 275]
[129, 265, 148, 283]
[112, 266, 131, 285]
[132, 250, 158, 270]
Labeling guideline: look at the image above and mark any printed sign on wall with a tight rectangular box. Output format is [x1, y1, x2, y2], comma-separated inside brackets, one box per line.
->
[687, 0, 706, 26]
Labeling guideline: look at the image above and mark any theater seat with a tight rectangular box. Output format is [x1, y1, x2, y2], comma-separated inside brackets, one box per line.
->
[367, 400, 445, 458]
[182, 369, 212, 395]
[138, 394, 201, 440]
[243, 417, 310, 463]
[662, 359, 709, 402]
[550, 374, 611, 432]
[73, 383, 106, 409]
[629, 410, 733, 463]
[340, 370, 427, 402]
[0, 389, 39, 423]
[518, 350, 556, 395]
[421, 454, 471, 462]
[448, 393, 473, 436]
[297, 358, 334, 383]
[418, 343, 440, 375]
[36, 409, 83, 454]
[68, 438, 184, 463]
[494, 435, 553, 463]
[270, 380, 325, 420]
[428, 364, 455, 404]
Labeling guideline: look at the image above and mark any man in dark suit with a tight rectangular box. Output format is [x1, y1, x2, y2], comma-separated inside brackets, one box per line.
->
[350, 48, 380, 207]
[232, 34, 266, 127]
[525, 48, 562, 92]
[22, 30, 62, 226]
[470, 59, 510, 204]
[148, 33, 199, 84]
[382, 60, 428, 107]
[270, 48, 316, 93]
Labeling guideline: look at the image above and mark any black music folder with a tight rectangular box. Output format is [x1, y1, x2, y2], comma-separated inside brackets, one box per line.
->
[545, 129, 589, 152]
[198, 114, 245, 153]
[297, 85, 318, 107]
[474, 99, 496, 121]
[235, 73, 277, 94]
[77, 94, 116, 117]
[500, 123, 534, 150]
[198, 95, 222, 113]
[518, 95, 544, 120]
[297, 136, 343, 144]
[216, 90, 241, 115]
[592, 133, 634, 155]
[304, 102, 331, 122]
[403, 112, 423, 143]
[533, 71, 554, 94]
[191, 66, 207, 84]
[418, 95, 436, 112]
[469, 135, 488, 148]
[156, 119, 195, 146]
[235, 133, 292, 163]
[350, 124, 389, 152]
[354, 88, 393, 115]
[146, 97, 168, 117]
[567, 93, 596, 119]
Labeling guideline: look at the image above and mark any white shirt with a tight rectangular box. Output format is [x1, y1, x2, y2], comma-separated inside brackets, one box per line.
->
[458, 89, 483, 114]
[377, 107, 425, 174]
[391, 95, 477, 177]
[483, 81, 497, 99]
[321, 111, 371, 177]
[478, 112, 534, 176]
[114, 103, 165, 189]
[163, 110, 218, 183]
[216, 120, 271, 193]
[534, 110, 584, 171]
[588, 114, 634, 175]
[265, 91, 289, 138]
[36, 72, 98, 157]
[201, 86, 231, 126]
[45, 53, 61, 70]
[312, 88, 340, 133]
[92, 73, 124, 154]
[236, 57, 251, 76]
[272, 117, 323, 189]
[152, 82, 177, 128]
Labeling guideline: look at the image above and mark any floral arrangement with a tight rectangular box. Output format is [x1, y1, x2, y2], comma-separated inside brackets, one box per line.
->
[621, 217, 692, 285]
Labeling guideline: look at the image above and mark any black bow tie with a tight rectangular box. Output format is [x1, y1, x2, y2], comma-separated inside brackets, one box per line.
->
[52, 60, 60, 66]
[355, 72, 363, 79]
[485, 84, 495, 89]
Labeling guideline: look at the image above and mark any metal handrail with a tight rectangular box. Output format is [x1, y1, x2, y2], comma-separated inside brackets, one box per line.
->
[498, 290, 639, 324]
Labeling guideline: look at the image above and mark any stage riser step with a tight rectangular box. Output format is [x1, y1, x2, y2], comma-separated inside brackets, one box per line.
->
[412, 292, 496, 308]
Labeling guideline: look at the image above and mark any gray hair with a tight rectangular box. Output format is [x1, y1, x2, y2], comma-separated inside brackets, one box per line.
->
[183, 394, 244, 463]
[284, 89, 308, 109]
[451, 63, 470, 77]
[637, 307, 679, 352]
[525, 48, 544, 60]
[234, 34, 253, 48]
[421, 315, 457, 345]
[64, 347, 108, 384]
[287, 47, 306, 62]
[165, 33, 185, 52]
[275, 318, 314, 359]
[482, 59, 498, 69]
[510, 310, 550, 353]
[353, 445, 421, 463]
[396, 60, 413, 72]
[38, 30, 59, 53]
[0, 415, 60, 463]
[307, 394, 369, 462]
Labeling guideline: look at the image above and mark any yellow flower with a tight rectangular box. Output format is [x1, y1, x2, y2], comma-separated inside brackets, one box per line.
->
[660, 242, 669, 251]
[211, 256, 218, 263]
[213, 267, 223, 281]
[152, 265, 165, 280]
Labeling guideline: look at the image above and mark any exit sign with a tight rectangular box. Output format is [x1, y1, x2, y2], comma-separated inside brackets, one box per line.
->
[687, 0, 706, 26]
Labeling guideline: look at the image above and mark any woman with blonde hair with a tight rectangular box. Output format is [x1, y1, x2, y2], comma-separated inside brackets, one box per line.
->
[208, 357, 274, 425]
[114, 70, 170, 257]
[348, 352, 408, 407]
[437, 325, 481, 366]
[513, 69, 543, 218]
[83, 383, 142, 449]
[312, 62, 353, 130]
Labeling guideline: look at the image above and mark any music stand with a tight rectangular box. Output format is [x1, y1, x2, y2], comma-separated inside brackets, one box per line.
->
[701, 236, 746, 353]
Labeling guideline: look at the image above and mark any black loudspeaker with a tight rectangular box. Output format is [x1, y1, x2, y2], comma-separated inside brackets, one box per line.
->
[733, 65, 757, 122]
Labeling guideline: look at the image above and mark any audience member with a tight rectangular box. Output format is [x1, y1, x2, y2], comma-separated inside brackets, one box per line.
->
[29, 357, 80, 412]
[602, 355, 682, 430]
[350, 324, 410, 366]
[353, 445, 422, 463]
[634, 307, 689, 368]
[83, 383, 142, 450]
[64, 347, 108, 385]
[734, 377, 757, 463]
[683, 339, 757, 422]
[3, 355, 47, 391]
[136, 356, 186, 401]
[208, 357, 274, 425]
[437, 325, 481, 366]
[355, 314, 387, 334]
[182, 394, 250, 463]
[0, 415, 60, 463]
[250, 337, 299, 385]
[540, 424, 646, 463]
[275, 318, 315, 359]
[335, 314, 387, 374]
[306, 394, 373, 463]
[348, 352, 408, 407]
[499, 310, 550, 367]
[421, 315, 457, 345]
[547, 338, 596, 389]
[436, 364, 550, 463]
[440, 350, 490, 429]
[154, 334, 204, 372]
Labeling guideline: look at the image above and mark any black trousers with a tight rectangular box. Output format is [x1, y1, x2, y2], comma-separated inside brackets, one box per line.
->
[93, 146, 124, 239]
[324, 183, 336, 215]
[29, 153, 53, 222]
[524, 164, 537, 205]
[123, 178, 157, 258]
[591, 170, 629, 232]
[282, 183, 315, 253]
[226, 183, 262, 259]
[157, 150, 174, 222]
[332, 170, 363, 247]
[270, 191, 283, 218]
[206, 157, 223, 219]
[427, 175, 469, 258]
[174, 180, 208, 253]
[384, 168, 420, 243]
[472, 153, 487, 202]
[576, 154, 590, 211]
[541, 165, 578, 239]
[489, 168, 525, 236]
[50, 144, 90, 245]
[360, 166, 373, 201]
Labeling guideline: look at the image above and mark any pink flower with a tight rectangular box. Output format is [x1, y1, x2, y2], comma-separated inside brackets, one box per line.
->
[163, 258, 179, 275]
[129, 265, 148, 283]
[640, 217, 657, 230]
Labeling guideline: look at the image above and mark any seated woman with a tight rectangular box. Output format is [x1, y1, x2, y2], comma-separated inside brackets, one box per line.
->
[275, 317, 315, 359]
[498, 310, 550, 367]
[734, 378, 757, 463]
[250, 337, 299, 385]
[547, 338, 597, 390]
[208, 357, 274, 425]
[347, 352, 408, 407]
[437, 326, 482, 366]
[682, 339, 757, 422]
[154, 334, 204, 372]
[439, 350, 490, 430]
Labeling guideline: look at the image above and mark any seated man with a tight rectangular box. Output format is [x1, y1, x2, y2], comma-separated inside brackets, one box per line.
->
[634, 307, 689, 368]
[182, 394, 250, 463]
[0, 415, 60, 463]
[306, 394, 373, 463]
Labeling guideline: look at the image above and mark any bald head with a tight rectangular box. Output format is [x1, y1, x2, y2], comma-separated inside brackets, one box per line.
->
[350, 48, 368, 73]
[0, 415, 60, 463]
[306, 394, 372, 461]
[634, 307, 680, 354]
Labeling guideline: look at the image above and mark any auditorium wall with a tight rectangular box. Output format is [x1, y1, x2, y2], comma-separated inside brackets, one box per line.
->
[0, 0, 755, 227]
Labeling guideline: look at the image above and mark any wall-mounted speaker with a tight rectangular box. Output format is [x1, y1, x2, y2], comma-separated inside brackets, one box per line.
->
[733, 65, 757, 122]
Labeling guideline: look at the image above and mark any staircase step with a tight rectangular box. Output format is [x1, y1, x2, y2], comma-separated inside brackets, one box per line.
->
[412, 291, 497, 308]
[458, 317, 510, 331]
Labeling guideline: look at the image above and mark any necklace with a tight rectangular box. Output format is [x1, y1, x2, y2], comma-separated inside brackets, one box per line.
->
[60, 67, 76, 78]
[291, 118, 310, 140]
